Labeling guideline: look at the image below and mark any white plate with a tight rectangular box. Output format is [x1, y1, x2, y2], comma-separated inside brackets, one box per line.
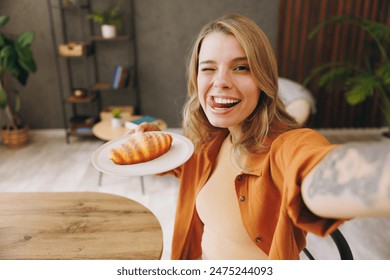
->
[92, 131, 194, 176]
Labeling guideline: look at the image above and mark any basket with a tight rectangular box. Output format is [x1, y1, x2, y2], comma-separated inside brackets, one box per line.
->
[1, 125, 29, 148]
[59, 42, 91, 57]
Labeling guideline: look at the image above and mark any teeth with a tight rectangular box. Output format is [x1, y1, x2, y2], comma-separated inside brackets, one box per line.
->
[214, 97, 240, 104]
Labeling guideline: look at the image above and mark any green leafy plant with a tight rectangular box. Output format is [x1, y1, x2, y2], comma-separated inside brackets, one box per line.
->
[87, 0, 123, 29]
[112, 108, 121, 118]
[304, 15, 390, 135]
[0, 15, 37, 128]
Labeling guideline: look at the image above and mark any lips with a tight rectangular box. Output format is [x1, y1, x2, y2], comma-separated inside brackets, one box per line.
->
[208, 96, 241, 110]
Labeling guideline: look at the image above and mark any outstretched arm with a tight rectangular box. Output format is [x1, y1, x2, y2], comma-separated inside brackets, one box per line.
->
[301, 142, 390, 219]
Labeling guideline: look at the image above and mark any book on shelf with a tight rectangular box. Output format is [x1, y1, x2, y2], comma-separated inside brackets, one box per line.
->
[112, 65, 122, 89]
[112, 65, 129, 89]
[75, 127, 93, 134]
[118, 67, 129, 89]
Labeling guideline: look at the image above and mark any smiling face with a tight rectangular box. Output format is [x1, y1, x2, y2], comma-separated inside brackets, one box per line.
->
[197, 32, 260, 136]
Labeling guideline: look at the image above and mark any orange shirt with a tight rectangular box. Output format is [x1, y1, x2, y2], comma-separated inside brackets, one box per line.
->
[165, 128, 344, 260]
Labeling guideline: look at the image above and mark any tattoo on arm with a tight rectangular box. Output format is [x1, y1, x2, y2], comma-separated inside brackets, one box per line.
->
[306, 142, 390, 208]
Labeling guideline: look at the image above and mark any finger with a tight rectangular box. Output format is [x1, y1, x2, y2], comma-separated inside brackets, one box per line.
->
[136, 122, 160, 132]
[135, 123, 147, 132]
[124, 128, 136, 135]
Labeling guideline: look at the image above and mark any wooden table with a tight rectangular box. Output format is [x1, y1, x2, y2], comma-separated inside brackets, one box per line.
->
[0, 192, 163, 260]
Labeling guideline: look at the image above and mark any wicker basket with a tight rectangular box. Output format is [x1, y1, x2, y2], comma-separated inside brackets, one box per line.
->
[1, 125, 29, 148]
[59, 42, 91, 57]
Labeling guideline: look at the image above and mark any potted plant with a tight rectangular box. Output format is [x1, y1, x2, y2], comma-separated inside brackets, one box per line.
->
[0, 15, 37, 147]
[87, 0, 123, 39]
[304, 15, 390, 138]
[111, 108, 122, 128]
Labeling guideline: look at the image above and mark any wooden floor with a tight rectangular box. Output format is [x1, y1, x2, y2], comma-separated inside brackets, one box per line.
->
[1, 127, 389, 260]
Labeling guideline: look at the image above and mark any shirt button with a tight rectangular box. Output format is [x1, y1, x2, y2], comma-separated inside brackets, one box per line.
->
[239, 195, 245, 201]
[255, 237, 262, 243]
[236, 175, 243, 181]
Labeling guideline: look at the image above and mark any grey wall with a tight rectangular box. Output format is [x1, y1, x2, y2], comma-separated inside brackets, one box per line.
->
[1, 0, 63, 129]
[0, 0, 279, 129]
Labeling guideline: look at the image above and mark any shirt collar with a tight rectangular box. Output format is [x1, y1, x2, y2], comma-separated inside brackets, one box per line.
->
[244, 153, 266, 177]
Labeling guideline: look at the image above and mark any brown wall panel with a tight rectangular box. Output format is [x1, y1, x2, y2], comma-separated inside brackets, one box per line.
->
[277, 0, 389, 128]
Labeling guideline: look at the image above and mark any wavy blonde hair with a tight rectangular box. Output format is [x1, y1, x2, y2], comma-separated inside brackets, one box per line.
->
[182, 14, 298, 167]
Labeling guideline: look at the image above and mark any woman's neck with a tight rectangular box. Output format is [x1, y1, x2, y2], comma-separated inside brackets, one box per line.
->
[228, 125, 241, 143]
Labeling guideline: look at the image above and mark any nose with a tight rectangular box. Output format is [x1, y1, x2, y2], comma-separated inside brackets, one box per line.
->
[213, 69, 232, 89]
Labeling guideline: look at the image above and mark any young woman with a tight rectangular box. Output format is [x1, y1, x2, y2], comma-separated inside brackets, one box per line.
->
[132, 14, 390, 260]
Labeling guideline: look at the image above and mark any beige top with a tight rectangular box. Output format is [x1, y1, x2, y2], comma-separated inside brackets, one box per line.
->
[196, 136, 268, 260]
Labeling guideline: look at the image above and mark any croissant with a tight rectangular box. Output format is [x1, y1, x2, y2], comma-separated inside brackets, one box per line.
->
[109, 132, 173, 165]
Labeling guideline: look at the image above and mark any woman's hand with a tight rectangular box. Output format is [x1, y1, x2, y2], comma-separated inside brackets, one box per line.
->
[125, 122, 161, 135]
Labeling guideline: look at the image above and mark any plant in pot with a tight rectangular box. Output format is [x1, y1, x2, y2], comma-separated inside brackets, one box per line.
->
[87, 0, 123, 39]
[0, 15, 37, 147]
[111, 108, 122, 128]
[304, 15, 390, 138]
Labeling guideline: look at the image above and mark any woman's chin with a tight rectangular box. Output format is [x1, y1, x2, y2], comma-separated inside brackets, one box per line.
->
[207, 118, 233, 129]
[205, 107, 244, 128]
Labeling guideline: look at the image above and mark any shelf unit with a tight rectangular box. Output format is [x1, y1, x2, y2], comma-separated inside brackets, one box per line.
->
[47, 0, 139, 143]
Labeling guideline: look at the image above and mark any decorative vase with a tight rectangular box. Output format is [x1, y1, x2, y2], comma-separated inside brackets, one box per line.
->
[111, 117, 122, 128]
[101, 25, 117, 39]
[1, 125, 29, 148]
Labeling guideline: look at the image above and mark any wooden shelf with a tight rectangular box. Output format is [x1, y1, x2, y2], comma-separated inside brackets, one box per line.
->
[90, 35, 130, 42]
[66, 93, 97, 103]
[48, 0, 138, 143]
[92, 82, 111, 91]
[69, 115, 96, 136]
[91, 83, 132, 92]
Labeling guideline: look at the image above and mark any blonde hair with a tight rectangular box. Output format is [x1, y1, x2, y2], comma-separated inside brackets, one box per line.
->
[182, 14, 298, 169]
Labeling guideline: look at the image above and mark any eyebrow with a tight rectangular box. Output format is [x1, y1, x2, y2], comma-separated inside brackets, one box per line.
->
[199, 56, 248, 65]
